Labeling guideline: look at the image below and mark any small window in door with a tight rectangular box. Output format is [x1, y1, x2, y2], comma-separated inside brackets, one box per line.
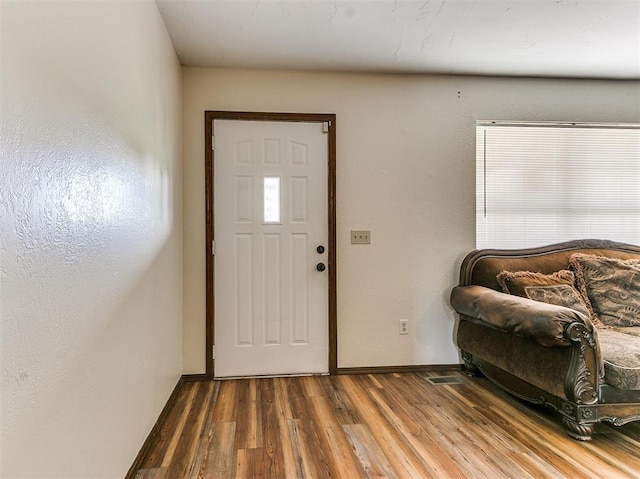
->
[263, 177, 281, 224]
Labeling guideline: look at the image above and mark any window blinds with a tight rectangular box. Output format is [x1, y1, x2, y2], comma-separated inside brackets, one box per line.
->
[476, 122, 640, 249]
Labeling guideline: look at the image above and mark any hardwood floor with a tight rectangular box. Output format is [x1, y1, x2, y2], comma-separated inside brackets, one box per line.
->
[134, 372, 640, 478]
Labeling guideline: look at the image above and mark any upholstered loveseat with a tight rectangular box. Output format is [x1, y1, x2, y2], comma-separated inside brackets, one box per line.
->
[450, 239, 640, 440]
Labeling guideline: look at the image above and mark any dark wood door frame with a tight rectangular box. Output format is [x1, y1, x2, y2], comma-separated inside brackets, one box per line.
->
[203, 111, 337, 380]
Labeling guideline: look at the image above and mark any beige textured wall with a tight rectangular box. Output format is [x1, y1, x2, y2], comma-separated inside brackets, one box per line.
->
[182, 68, 640, 374]
[0, 1, 182, 477]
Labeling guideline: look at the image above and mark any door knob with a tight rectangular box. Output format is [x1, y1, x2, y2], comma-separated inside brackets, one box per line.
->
[316, 245, 325, 254]
[316, 263, 326, 272]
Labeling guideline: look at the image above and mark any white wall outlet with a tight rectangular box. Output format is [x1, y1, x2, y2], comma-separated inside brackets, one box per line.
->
[399, 319, 408, 335]
[351, 230, 371, 244]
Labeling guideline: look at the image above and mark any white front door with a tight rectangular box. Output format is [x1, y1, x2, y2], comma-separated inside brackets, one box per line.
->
[213, 119, 329, 378]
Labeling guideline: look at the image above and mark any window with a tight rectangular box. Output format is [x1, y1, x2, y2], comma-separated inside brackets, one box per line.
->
[477, 122, 640, 249]
[263, 177, 281, 223]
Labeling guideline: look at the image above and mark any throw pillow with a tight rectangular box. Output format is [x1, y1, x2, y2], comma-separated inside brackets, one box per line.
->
[496, 269, 599, 326]
[524, 284, 592, 319]
[569, 254, 640, 328]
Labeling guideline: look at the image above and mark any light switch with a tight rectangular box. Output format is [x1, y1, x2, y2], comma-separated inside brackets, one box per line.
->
[351, 230, 371, 244]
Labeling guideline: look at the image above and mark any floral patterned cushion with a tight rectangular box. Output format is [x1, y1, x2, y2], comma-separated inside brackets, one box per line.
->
[524, 284, 591, 320]
[598, 329, 640, 390]
[570, 254, 640, 327]
[496, 269, 599, 326]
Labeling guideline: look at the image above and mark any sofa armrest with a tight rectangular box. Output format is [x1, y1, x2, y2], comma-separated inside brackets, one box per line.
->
[450, 285, 592, 347]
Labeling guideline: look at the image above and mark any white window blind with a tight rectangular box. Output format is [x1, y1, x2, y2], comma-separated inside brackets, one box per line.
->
[476, 122, 640, 249]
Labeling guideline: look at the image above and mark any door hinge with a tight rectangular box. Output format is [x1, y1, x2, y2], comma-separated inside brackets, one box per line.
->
[212, 345, 216, 360]
[211, 240, 215, 255]
[322, 122, 330, 133]
[211, 135, 215, 150]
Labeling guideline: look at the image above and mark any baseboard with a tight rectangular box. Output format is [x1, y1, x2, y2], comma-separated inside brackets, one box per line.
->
[336, 364, 463, 375]
[125, 375, 185, 479]
[182, 373, 209, 382]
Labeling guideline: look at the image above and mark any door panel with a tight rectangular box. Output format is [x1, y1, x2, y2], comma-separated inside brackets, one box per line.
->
[213, 120, 329, 378]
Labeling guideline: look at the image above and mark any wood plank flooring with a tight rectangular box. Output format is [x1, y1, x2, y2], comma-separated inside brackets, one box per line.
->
[134, 372, 640, 478]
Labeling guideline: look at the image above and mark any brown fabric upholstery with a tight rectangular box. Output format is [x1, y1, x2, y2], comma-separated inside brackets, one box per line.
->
[450, 285, 591, 347]
[598, 329, 640, 390]
[612, 326, 640, 337]
[469, 248, 640, 291]
[457, 318, 571, 399]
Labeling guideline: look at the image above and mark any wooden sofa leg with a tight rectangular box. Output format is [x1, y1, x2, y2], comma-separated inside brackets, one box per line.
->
[461, 351, 481, 377]
[563, 417, 593, 441]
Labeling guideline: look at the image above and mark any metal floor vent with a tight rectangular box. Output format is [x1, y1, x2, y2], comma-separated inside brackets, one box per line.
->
[425, 376, 466, 385]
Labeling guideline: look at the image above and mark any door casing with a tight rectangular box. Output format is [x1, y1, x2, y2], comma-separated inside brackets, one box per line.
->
[204, 111, 337, 379]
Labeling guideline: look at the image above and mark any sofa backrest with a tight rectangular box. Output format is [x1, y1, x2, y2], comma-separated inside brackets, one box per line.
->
[460, 239, 640, 290]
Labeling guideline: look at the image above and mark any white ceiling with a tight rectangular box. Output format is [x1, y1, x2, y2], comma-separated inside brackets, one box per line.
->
[156, 0, 640, 80]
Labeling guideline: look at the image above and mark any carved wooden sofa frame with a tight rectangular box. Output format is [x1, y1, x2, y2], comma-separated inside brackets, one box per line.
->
[451, 239, 640, 440]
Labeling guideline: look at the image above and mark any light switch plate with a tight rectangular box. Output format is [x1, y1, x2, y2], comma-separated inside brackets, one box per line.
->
[351, 230, 371, 244]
